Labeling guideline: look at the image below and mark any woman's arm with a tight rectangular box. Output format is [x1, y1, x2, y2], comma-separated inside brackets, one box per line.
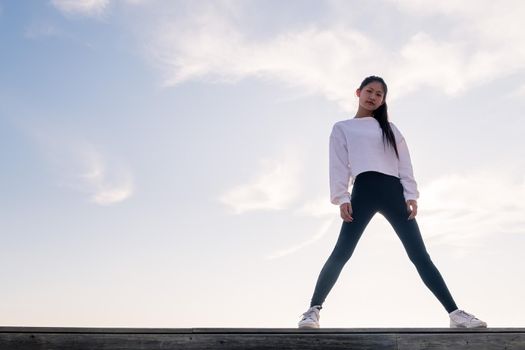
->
[329, 123, 352, 206]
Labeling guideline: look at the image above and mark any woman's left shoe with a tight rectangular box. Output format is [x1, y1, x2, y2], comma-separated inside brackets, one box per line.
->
[449, 309, 487, 328]
[298, 305, 322, 329]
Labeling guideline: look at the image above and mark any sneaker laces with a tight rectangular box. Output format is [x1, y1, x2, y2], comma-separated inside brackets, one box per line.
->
[299, 307, 320, 319]
[455, 310, 477, 321]
[299, 311, 314, 320]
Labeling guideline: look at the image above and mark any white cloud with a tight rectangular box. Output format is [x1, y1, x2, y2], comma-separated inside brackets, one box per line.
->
[51, 0, 110, 17]
[22, 122, 134, 206]
[388, 0, 525, 88]
[261, 192, 342, 259]
[294, 195, 337, 218]
[48, 0, 525, 105]
[77, 147, 134, 205]
[146, 7, 384, 111]
[390, 32, 469, 96]
[138, 1, 525, 110]
[412, 168, 525, 249]
[218, 145, 305, 214]
[265, 218, 335, 260]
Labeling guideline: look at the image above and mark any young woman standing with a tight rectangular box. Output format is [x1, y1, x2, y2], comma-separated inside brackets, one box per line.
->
[298, 76, 487, 329]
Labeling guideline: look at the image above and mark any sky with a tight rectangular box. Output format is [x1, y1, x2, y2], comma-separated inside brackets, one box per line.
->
[1, 0, 524, 328]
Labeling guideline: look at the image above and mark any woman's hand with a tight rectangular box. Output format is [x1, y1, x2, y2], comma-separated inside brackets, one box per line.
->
[340, 202, 354, 222]
[406, 199, 418, 220]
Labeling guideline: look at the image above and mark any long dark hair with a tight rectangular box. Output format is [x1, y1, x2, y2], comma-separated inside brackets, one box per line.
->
[358, 75, 399, 159]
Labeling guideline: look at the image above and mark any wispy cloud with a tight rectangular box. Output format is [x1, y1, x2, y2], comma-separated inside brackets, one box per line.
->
[136, 1, 525, 110]
[265, 218, 335, 260]
[23, 122, 134, 205]
[145, 4, 383, 111]
[51, 0, 110, 18]
[294, 195, 337, 218]
[218, 145, 305, 214]
[48, 1, 525, 106]
[47, 1, 525, 105]
[75, 146, 134, 205]
[386, 0, 525, 94]
[411, 168, 525, 250]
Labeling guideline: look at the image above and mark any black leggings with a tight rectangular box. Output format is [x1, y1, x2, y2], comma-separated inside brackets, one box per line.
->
[310, 171, 458, 313]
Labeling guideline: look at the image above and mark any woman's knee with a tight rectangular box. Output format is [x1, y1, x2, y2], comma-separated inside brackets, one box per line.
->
[409, 250, 432, 266]
[327, 245, 354, 265]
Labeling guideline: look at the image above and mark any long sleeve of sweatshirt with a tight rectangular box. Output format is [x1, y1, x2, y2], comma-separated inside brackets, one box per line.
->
[329, 117, 419, 206]
[329, 123, 352, 205]
[391, 123, 420, 201]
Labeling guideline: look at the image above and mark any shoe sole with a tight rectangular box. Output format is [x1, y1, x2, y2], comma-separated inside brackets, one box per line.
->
[450, 323, 487, 328]
[298, 324, 319, 329]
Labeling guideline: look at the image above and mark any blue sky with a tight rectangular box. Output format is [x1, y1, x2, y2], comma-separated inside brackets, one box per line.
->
[1, 0, 524, 328]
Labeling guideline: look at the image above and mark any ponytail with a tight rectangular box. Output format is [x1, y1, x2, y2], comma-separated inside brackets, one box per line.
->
[358, 76, 399, 159]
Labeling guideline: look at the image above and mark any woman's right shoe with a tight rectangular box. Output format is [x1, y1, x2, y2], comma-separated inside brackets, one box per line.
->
[298, 305, 322, 329]
[449, 309, 488, 328]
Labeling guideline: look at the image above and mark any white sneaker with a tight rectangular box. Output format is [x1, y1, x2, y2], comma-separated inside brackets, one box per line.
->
[449, 309, 487, 328]
[298, 305, 321, 329]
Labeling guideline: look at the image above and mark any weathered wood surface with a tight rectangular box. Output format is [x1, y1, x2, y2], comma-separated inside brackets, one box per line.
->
[1, 327, 524, 350]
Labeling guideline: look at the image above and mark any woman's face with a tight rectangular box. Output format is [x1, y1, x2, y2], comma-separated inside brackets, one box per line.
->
[356, 81, 385, 112]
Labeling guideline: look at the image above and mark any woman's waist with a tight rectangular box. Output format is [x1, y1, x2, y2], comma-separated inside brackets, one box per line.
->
[353, 170, 401, 190]
[354, 170, 400, 182]
[351, 170, 402, 198]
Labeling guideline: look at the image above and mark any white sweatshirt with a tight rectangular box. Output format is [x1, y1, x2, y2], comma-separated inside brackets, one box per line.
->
[329, 116, 420, 205]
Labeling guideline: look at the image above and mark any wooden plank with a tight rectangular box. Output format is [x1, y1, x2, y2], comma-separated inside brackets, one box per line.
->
[397, 332, 525, 350]
[0, 332, 396, 350]
[1, 327, 524, 350]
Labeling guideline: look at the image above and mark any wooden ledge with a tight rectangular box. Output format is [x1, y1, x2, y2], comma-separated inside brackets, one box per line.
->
[1, 327, 524, 349]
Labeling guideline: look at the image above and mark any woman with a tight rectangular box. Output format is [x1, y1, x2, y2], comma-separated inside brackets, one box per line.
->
[298, 75, 487, 329]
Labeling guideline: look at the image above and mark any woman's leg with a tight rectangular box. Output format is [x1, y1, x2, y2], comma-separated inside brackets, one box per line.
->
[309, 172, 380, 308]
[310, 210, 376, 307]
[380, 180, 458, 313]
